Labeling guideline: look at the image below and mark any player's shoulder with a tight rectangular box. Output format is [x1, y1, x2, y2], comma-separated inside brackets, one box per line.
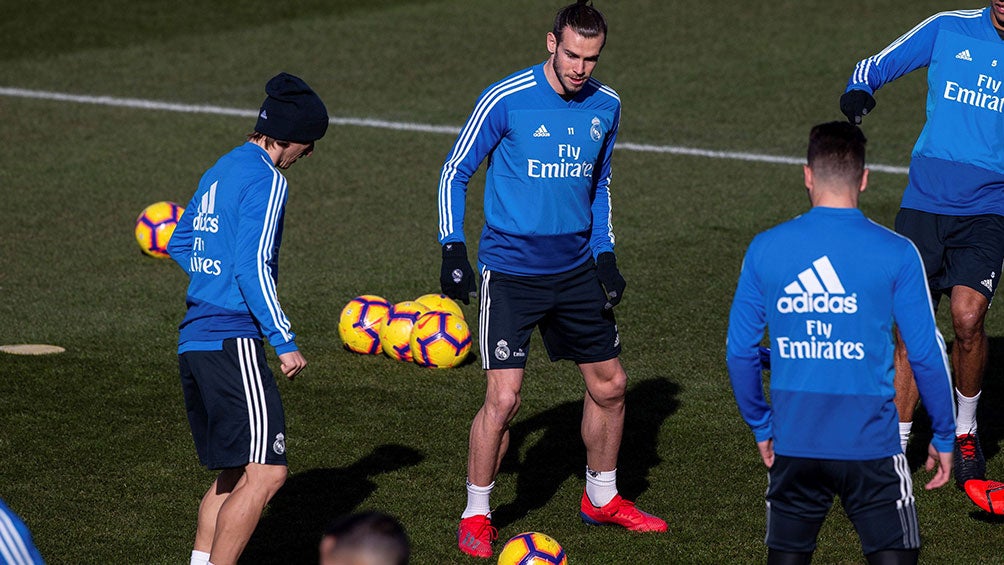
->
[919, 7, 986, 31]
[476, 65, 539, 102]
[585, 76, 619, 101]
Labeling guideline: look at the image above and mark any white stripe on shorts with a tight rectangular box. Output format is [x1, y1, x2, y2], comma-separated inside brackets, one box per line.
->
[892, 452, 920, 548]
[480, 267, 492, 370]
[237, 338, 269, 464]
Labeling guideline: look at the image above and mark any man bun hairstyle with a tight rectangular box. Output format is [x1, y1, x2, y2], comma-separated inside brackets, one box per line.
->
[553, 1, 607, 47]
[807, 121, 867, 186]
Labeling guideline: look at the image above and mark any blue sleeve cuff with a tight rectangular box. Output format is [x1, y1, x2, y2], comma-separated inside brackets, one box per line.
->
[752, 423, 773, 443]
[931, 433, 955, 454]
[274, 341, 298, 356]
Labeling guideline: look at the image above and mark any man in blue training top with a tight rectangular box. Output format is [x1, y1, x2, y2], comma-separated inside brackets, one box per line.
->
[839, 3, 1004, 487]
[167, 72, 328, 565]
[726, 122, 956, 565]
[436, 1, 666, 558]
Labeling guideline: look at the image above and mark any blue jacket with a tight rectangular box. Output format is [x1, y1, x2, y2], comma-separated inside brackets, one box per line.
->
[437, 63, 621, 275]
[168, 143, 297, 355]
[845, 7, 1004, 216]
[726, 207, 956, 459]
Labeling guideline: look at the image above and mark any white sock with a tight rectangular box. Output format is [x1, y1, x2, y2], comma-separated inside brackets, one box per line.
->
[585, 467, 618, 507]
[190, 550, 210, 565]
[898, 422, 912, 453]
[461, 480, 494, 519]
[956, 388, 981, 436]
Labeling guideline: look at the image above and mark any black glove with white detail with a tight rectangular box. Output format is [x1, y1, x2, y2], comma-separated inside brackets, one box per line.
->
[440, 241, 477, 304]
[839, 90, 876, 125]
[595, 252, 626, 310]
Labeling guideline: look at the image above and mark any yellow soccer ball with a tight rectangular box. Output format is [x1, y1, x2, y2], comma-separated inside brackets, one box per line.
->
[338, 295, 391, 355]
[379, 301, 429, 362]
[409, 311, 471, 368]
[497, 532, 568, 565]
[414, 293, 465, 320]
[135, 201, 183, 258]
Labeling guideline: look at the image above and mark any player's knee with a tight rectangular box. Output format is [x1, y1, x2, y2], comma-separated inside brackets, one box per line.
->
[951, 308, 986, 344]
[484, 388, 521, 425]
[246, 464, 288, 496]
[590, 375, 626, 409]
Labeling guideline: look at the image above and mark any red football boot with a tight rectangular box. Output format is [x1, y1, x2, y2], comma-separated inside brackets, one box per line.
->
[579, 491, 667, 532]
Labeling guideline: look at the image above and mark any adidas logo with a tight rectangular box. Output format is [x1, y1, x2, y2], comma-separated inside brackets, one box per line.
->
[259, 109, 268, 119]
[532, 124, 550, 138]
[956, 49, 973, 61]
[199, 181, 218, 214]
[776, 256, 858, 314]
[982, 279, 993, 292]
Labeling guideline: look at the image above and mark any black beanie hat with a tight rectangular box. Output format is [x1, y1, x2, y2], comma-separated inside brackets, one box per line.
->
[255, 72, 329, 143]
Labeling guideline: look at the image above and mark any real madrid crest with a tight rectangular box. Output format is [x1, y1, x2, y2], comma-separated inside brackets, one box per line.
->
[495, 339, 511, 361]
[590, 116, 603, 142]
[273, 433, 286, 455]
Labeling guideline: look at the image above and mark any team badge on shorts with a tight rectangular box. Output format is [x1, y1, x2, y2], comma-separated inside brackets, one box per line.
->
[273, 433, 286, 455]
[495, 339, 511, 361]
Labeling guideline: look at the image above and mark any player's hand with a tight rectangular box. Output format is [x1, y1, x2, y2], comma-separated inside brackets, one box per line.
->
[441, 242, 477, 304]
[839, 90, 876, 125]
[923, 443, 953, 490]
[278, 350, 307, 380]
[757, 438, 775, 469]
[595, 252, 626, 310]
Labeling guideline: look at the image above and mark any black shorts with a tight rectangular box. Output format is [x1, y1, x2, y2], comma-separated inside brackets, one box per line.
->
[179, 337, 287, 470]
[894, 209, 1004, 305]
[765, 453, 919, 555]
[478, 260, 621, 370]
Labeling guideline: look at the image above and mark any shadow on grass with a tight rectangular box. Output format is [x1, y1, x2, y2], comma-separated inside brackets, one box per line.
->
[492, 377, 680, 529]
[907, 336, 1004, 474]
[239, 443, 423, 565]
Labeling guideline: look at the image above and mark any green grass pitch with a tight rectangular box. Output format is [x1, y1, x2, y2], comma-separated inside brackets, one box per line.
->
[1, 0, 1003, 562]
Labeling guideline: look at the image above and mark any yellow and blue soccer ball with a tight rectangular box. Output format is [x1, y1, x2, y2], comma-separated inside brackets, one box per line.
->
[409, 311, 471, 368]
[415, 292, 465, 320]
[338, 295, 391, 355]
[379, 301, 429, 362]
[135, 201, 183, 258]
[497, 532, 568, 565]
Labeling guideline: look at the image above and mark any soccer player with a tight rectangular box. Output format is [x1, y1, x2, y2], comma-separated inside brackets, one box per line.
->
[839, 3, 1004, 486]
[167, 72, 328, 565]
[0, 498, 44, 564]
[726, 122, 956, 565]
[437, 1, 666, 558]
[318, 511, 410, 565]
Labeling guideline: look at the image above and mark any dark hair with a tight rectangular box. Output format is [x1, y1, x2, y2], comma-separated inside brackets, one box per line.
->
[553, 1, 607, 47]
[806, 121, 867, 185]
[322, 511, 410, 565]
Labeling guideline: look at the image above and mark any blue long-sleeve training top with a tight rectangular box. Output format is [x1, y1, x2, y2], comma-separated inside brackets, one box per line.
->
[726, 207, 956, 459]
[437, 62, 621, 276]
[845, 7, 1004, 216]
[167, 142, 297, 355]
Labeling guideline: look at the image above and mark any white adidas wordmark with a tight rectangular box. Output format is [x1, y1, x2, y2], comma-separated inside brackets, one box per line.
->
[956, 49, 973, 61]
[533, 124, 550, 138]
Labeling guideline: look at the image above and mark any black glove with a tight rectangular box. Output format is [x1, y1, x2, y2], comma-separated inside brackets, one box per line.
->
[440, 242, 477, 304]
[595, 252, 626, 310]
[839, 90, 876, 125]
